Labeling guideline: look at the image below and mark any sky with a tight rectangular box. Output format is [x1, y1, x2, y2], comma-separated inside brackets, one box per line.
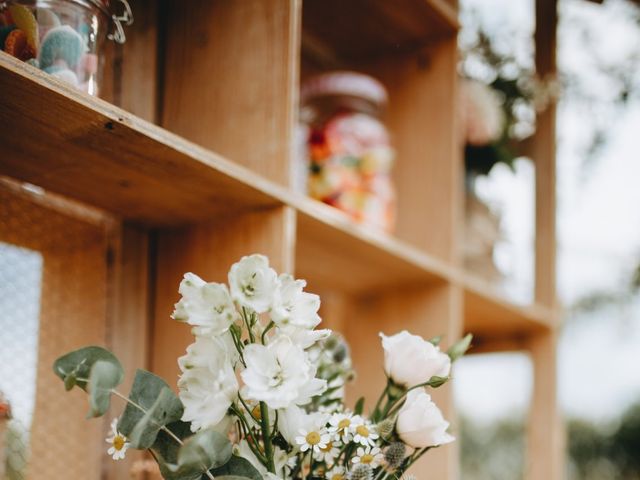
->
[454, 0, 640, 425]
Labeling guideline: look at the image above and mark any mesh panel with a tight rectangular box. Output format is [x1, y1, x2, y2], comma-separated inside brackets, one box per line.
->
[0, 180, 112, 480]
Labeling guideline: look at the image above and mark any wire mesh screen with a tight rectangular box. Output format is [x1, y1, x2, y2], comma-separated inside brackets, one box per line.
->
[0, 180, 112, 480]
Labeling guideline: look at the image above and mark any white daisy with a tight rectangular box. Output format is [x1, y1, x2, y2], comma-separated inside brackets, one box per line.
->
[351, 417, 379, 447]
[326, 465, 347, 480]
[296, 427, 331, 453]
[313, 438, 340, 465]
[352, 446, 383, 468]
[329, 412, 354, 443]
[105, 418, 130, 460]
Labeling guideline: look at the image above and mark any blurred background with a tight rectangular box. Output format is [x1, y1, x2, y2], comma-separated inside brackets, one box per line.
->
[454, 0, 640, 478]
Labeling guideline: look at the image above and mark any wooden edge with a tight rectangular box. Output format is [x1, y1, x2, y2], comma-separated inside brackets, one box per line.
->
[426, 0, 460, 30]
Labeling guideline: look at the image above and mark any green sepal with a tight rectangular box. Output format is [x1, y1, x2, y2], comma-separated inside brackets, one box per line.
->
[447, 333, 473, 362]
[118, 369, 184, 449]
[425, 376, 449, 388]
[429, 335, 443, 346]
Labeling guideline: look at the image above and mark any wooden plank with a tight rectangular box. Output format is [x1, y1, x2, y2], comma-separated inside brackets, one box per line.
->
[302, 0, 458, 63]
[104, 224, 151, 480]
[161, 0, 301, 185]
[0, 53, 284, 226]
[151, 207, 296, 383]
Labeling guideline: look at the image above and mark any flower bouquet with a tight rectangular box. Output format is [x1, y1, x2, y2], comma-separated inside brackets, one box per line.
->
[53, 254, 472, 480]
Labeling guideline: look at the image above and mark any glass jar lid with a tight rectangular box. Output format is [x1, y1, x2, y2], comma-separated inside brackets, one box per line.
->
[301, 71, 388, 107]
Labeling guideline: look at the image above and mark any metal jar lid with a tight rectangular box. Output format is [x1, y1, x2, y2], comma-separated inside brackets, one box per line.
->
[301, 71, 389, 107]
[74, 0, 133, 43]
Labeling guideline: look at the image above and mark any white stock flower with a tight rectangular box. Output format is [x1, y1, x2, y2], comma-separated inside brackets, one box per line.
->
[235, 440, 290, 477]
[178, 337, 239, 431]
[105, 418, 130, 460]
[396, 389, 455, 448]
[172, 273, 238, 336]
[241, 336, 326, 409]
[279, 327, 332, 349]
[228, 254, 278, 313]
[379, 331, 450, 387]
[270, 274, 321, 329]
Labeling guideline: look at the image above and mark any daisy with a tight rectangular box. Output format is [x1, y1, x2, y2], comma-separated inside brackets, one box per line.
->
[326, 465, 346, 480]
[313, 439, 340, 465]
[296, 426, 331, 453]
[329, 412, 354, 443]
[352, 446, 383, 468]
[351, 417, 379, 447]
[105, 419, 130, 460]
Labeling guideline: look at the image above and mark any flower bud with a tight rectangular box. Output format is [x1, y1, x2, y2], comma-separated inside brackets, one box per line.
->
[375, 418, 395, 440]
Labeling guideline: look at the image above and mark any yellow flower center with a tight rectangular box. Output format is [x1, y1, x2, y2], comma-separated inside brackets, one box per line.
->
[113, 435, 126, 451]
[251, 405, 262, 420]
[360, 454, 374, 464]
[356, 425, 369, 437]
[321, 441, 333, 452]
[338, 418, 351, 430]
[331, 474, 344, 480]
[306, 431, 321, 445]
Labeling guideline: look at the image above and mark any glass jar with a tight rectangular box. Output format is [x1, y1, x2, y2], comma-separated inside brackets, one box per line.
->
[0, 0, 132, 96]
[299, 71, 396, 232]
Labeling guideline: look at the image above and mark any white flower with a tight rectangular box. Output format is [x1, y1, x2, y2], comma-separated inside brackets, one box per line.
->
[329, 412, 355, 443]
[234, 441, 290, 477]
[270, 274, 321, 329]
[351, 416, 379, 447]
[326, 466, 347, 480]
[313, 438, 340, 465]
[178, 337, 239, 431]
[241, 336, 326, 409]
[105, 418, 130, 461]
[396, 389, 455, 448]
[279, 327, 332, 349]
[379, 331, 450, 387]
[278, 405, 329, 447]
[352, 446, 383, 468]
[296, 426, 331, 453]
[228, 254, 278, 313]
[172, 273, 238, 336]
[460, 79, 505, 146]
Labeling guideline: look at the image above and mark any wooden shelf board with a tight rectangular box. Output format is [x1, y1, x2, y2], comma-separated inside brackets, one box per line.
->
[1, 53, 557, 342]
[295, 196, 454, 293]
[302, 0, 458, 64]
[462, 273, 558, 348]
[0, 53, 285, 226]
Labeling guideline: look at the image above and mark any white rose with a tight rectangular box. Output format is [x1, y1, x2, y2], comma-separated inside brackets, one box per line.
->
[240, 337, 326, 409]
[380, 331, 451, 387]
[270, 274, 321, 329]
[178, 337, 238, 431]
[228, 254, 279, 313]
[396, 389, 455, 448]
[172, 273, 238, 336]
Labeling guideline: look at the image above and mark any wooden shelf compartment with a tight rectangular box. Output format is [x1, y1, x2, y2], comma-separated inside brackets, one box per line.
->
[302, 0, 459, 65]
[0, 51, 554, 340]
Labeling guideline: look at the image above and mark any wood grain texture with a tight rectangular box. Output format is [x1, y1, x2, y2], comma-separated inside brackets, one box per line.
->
[0, 52, 283, 226]
[151, 207, 296, 383]
[358, 39, 460, 260]
[161, 0, 301, 185]
[302, 0, 458, 63]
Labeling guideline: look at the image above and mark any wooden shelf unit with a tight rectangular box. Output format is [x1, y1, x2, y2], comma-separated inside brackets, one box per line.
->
[0, 1, 561, 479]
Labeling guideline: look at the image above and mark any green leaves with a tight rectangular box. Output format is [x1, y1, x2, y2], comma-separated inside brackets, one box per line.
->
[118, 369, 184, 449]
[210, 456, 262, 480]
[53, 346, 124, 418]
[447, 333, 473, 362]
[354, 396, 365, 415]
[156, 429, 232, 480]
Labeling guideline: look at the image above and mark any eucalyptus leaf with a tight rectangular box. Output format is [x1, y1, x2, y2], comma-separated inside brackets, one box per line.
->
[87, 360, 122, 418]
[53, 346, 123, 392]
[155, 430, 232, 480]
[118, 369, 184, 449]
[447, 333, 473, 362]
[209, 455, 262, 480]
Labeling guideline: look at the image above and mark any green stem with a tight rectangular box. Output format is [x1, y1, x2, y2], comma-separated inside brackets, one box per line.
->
[372, 383, 389, 421]
[260, 402, 276, 473]
[261, 321, 275, 344]
[242, 307, 256, 343]
[230, 405, 265, 460]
